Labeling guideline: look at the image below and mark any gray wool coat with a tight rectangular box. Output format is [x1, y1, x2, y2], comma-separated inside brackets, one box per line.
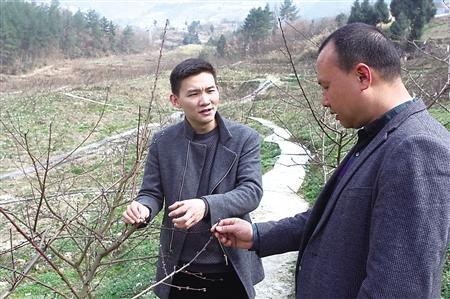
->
[255, 99, 450, 298]
[136, 112, 264, 299]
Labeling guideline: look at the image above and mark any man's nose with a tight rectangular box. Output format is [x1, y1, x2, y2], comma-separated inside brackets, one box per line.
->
[199, 92, 211, 105]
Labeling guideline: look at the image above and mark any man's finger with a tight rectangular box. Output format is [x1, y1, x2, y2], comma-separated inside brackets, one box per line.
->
[125, 209, 138, 223]
[130, 204, 141, 215]
[168, 206, 187, 218]
[184, 215, 198, 228]
[168, 201, 183, 211]
[215, 224, 233, 233]
[123, 213, 135, 224]
[218, 235, 233, 247]
[218, 218, 238, 226]
[172, 210, 191, 223]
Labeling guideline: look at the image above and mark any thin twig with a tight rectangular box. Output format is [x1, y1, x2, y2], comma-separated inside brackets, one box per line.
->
[0, 208, 80, 298]
[0, 265, 69, 299]
[278, 18, 341, 142]
[131, 236, 214, 299]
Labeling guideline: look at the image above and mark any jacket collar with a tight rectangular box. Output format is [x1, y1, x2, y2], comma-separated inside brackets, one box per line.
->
[183, 111, 233, 143]
[382, 98, 425, 136]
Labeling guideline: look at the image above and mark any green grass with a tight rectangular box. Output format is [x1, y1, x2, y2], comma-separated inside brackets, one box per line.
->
[93, 233, 160, 299]
[0, 76, 173, 174]
[246, 118, 282, 174]
[442, 246, 450, 299]
[8, 221, 162, 298]
[300, 163, 324, 205]
[260, 141, 281, 174]
[429, 107, 450, 131]
[11, 271, 69, 298]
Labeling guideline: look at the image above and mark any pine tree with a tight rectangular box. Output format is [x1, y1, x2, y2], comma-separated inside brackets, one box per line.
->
[0, 1, 122, 73]
[335, 13, 348, 27]
[374, 0, 390, 23]
[361, 0, 377, 25]
[183, 20, 201, 45]
[86, 10, 101, 49]
[118, 25, 134, 53]
[348, 0, 364, 24]
[100, 17, 109, 33]
[279, 0, 299, 22]
[60, 10, 76, 57]
[216, 34, 226, 57]
[390, 12, 411, 40]
[48, 0, 62, 37]
[107, 20, 117, 51]
[390, 0, 436, 40]
[242, 4, 273, 46]
[348, 0, 390, 26]
[0, 2, 20, 73]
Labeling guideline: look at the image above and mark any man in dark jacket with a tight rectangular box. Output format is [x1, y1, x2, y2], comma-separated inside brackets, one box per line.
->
[123, 58, 264, 299]
[213, 23, 450, 298]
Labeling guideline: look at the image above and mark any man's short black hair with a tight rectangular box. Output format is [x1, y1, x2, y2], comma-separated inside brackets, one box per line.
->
[170, 58, 217, 96]
[319, 23, 401, 81]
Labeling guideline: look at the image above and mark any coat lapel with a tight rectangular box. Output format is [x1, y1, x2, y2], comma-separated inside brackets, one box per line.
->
[208, 112, 236, 194]
[208, 144, 237, 194]
[309, 132, 387, 239]
[178, 112, 236, 199]
[178, 141, 206, 200]
[298, 149, 354, 254]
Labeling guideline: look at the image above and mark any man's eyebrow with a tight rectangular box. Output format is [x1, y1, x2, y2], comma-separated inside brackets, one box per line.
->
[187, 85, 216, 92]
[186, 87, 201, 93]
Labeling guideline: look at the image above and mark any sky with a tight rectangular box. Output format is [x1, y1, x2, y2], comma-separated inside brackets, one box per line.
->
[34, 0, 359, 28]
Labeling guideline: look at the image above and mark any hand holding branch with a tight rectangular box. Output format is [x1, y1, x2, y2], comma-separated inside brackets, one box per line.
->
[123, 201, 150, 225]
[211, 218, 254, 249]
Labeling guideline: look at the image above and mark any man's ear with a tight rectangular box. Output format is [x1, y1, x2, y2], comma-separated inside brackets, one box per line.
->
[170, 94, 181, 108]
[355, 63, 372, 91]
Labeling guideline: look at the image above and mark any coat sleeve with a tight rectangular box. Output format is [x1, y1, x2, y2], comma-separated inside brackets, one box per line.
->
[135, 134, 164, 221]
[254, 210, 311, 257]
[203, 130, 263, 221]
[357, 133, 450, 298]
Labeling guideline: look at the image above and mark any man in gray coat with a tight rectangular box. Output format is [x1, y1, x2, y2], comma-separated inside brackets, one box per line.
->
[123, 58, 263, 299]
[213, 23, 450, 298]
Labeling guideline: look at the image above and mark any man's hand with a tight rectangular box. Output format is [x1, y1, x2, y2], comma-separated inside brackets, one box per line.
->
[123, 201, 150, 225]
[211, 218, 254, 249]
[168, 199, 206, 229]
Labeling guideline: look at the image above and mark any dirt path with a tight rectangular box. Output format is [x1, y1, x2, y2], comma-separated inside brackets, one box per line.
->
[249, 117, 310, 299]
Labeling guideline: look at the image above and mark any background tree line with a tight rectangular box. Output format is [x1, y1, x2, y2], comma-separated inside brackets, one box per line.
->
[205, 0, 299, 58]
[205, 0, 438, 59]
[0, 0, 144, 74]
[344, 0, 437, 41]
